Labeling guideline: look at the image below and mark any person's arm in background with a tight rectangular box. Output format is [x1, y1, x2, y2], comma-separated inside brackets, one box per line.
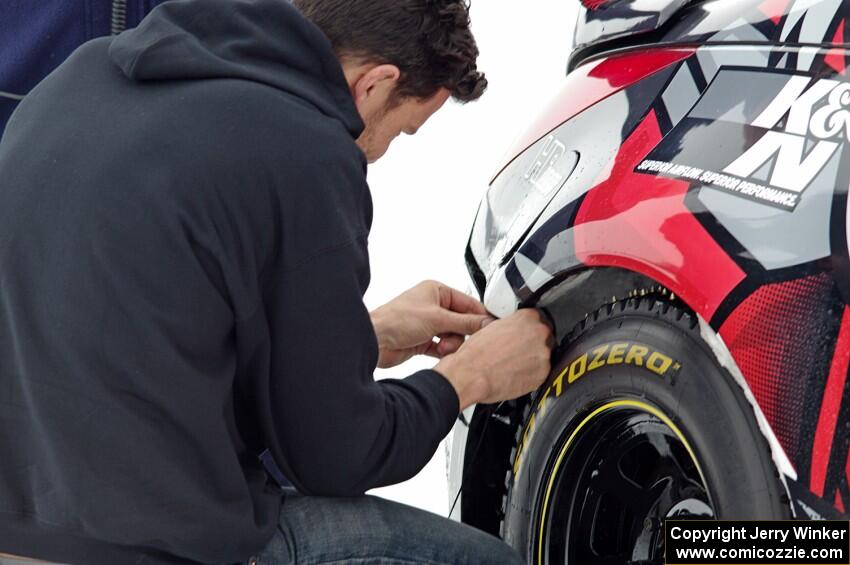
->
[0, 0, 167, 133]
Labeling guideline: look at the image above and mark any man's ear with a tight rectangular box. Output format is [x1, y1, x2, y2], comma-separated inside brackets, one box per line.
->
[349, 64, 401, 114]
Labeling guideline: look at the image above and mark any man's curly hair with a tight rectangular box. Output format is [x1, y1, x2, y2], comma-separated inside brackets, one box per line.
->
[292, 0, 487, 103]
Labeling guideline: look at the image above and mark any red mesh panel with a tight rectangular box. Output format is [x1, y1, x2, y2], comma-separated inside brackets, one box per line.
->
[811, 308, 850, 496]
[720, 273, 836, 463]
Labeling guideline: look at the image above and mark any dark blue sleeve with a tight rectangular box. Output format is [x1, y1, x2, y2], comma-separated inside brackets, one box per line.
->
[0, 0, 168, 132]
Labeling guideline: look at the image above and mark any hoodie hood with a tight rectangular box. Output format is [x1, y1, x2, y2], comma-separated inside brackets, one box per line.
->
[108, 0, 364, 137]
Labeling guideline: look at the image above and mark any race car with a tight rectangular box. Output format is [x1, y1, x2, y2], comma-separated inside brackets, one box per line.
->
[447, 0, 850, 563]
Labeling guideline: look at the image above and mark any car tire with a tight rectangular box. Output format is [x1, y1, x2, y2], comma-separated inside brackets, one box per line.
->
[501, 297, 790, 564]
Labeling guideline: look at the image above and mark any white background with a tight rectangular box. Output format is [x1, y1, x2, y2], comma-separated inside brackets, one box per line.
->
[364, 1, 579, 516]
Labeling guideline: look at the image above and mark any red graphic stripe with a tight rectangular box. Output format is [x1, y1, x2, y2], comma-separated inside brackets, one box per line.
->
[825, 20, 846, 76]
[811, 307, 850, 497]
[757, 0, 790, 25]
[573, 110, 745, 320]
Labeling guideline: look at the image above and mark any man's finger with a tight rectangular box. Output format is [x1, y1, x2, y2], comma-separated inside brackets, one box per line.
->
[423, 339, 443, 359]
[438, 311, 494, 336]
[436, 334, 464, 357]
[535, 308, 555, 331]
[536, 308, 556, 349]
[437, 284, 489, 316]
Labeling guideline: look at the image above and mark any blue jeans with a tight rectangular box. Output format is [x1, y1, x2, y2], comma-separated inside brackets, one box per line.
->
[245, 493, 525, 565]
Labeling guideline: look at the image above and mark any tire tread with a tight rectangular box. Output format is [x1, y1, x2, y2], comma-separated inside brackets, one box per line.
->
[498, 296, 789, 540]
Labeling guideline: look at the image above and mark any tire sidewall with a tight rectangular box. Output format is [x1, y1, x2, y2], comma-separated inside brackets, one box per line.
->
[503, 302, 789, 560]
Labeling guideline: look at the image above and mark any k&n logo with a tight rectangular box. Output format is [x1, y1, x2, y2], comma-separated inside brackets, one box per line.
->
[637, 68, 850, 211]
[724, 76, 850, 194]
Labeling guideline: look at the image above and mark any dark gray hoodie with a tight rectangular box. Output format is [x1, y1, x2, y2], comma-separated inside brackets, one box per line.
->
[0, 0, 459, 563]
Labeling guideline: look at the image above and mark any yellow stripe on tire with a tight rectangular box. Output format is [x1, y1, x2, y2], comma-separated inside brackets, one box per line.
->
[535, 399, 706, 565]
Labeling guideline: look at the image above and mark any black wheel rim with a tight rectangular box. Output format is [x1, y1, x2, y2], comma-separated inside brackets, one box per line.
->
[535, 400, 713, 565]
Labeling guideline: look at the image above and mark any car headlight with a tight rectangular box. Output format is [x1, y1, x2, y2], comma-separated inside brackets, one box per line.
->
[469, 133, 579, 281]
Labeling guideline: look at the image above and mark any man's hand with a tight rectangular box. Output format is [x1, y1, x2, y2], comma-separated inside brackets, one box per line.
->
[434, 309, 554, 411]
[369, 280, 495, 369]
